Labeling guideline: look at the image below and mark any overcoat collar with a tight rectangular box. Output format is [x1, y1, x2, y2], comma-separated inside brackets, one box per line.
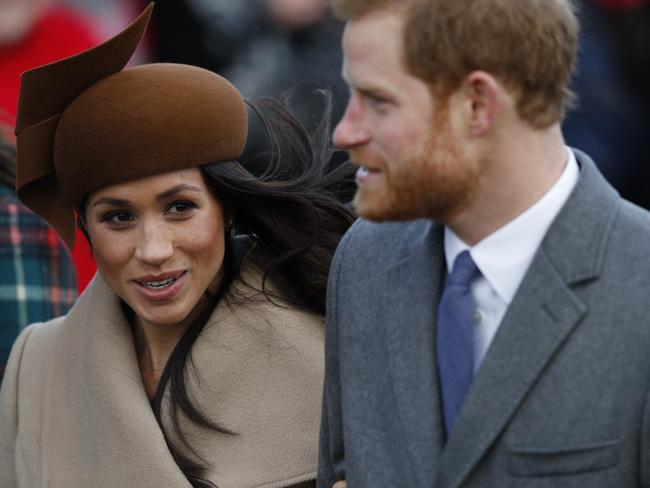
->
[43, 274, 192, 486]
[435, 150, 621, 487]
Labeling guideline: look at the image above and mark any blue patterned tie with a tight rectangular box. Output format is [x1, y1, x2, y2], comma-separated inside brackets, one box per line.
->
[437, 250, 480, 437]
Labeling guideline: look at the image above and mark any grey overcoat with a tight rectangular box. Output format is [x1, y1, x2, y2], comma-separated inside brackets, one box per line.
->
[318, 151, 650, 487]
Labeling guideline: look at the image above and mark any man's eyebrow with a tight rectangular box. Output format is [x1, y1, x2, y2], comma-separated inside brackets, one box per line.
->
[357, 86, 390, 98]
[346, 83, 392, 105]
[343, 74, 391, 100]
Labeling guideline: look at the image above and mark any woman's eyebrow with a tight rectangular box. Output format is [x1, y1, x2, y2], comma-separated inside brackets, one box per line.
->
[156, 184, 203, 201]
[92, 197, 131, 208]
[91, 184, 202, 208]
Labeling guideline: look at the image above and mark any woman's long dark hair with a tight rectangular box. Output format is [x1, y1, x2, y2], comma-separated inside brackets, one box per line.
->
[150, 93, 355, 487]
[0, 131, 16, 188]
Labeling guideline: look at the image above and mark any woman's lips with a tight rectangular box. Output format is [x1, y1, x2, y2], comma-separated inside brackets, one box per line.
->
[133, 270, 188, 302]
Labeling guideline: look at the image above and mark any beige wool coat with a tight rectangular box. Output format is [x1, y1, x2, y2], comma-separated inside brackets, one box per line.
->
[0, 269, 325, 488]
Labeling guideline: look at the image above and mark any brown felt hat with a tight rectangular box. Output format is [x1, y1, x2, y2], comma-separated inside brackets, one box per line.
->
[14, 3, 248, 249]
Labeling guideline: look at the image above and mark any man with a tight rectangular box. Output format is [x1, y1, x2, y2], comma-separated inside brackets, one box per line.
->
[318, 0, 650, 487]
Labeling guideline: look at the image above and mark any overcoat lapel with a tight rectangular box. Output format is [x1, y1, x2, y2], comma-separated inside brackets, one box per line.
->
[382, 220, 446, 486]
[42, 276, 192, 487]
[435, 150, 621, 488]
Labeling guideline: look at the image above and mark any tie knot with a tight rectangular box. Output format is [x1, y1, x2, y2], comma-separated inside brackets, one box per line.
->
[447, 250, 479, 287]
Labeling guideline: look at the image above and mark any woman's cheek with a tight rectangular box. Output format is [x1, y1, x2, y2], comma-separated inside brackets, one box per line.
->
[179, 215, 225, 267]
[91, 229, 135, 273]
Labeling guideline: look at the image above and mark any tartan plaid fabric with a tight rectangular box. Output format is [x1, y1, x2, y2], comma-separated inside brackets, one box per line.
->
[0, 184, 77, 378]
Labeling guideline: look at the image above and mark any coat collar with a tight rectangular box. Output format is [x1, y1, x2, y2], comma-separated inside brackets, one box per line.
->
[43, 275, 194, 486]
[540, 149, 620, 285]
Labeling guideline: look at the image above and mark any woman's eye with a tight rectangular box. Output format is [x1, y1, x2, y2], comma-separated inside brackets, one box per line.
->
[102, 211, 133, 224]
[168, 200, 197, 214]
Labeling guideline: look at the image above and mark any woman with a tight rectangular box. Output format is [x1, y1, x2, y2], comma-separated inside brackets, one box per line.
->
[0, 5, 353, 488]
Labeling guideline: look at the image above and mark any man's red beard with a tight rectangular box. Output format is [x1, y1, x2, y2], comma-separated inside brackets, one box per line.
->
[350, 121, 479, 223]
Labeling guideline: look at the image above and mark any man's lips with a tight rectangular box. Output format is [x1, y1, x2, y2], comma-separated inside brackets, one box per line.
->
[356, 165, 383, 185]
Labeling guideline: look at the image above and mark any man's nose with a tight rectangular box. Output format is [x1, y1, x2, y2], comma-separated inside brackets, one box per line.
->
[134, 221, 174, 266]
[333, 96, 370, 149]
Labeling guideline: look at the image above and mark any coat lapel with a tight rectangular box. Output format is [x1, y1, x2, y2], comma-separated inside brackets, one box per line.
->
[381, 220, 446, 486]
[435, 150, 621, 488]
[42, 275, 193, 487]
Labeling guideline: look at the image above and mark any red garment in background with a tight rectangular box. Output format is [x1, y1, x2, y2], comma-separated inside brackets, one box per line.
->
[0, 7, 100, 292]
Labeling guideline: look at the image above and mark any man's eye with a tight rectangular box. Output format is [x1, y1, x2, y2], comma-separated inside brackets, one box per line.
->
[364, 93, 389, 111]
[168, 200, 197, 214]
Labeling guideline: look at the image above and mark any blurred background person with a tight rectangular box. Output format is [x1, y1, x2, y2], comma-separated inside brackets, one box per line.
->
[147, 0, 353, 196]
[0, 129, 76, 380]
[0, 0, 100, 126]
[60, 0, 147, 40]
[148, 0, 348, 132]
[0, 0, 104, 291]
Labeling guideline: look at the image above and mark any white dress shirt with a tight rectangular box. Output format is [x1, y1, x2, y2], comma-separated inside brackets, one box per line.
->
[444, 148, 579, 372]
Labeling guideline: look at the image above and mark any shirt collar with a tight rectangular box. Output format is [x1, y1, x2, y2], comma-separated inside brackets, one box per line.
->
[444, 147, 580, 304]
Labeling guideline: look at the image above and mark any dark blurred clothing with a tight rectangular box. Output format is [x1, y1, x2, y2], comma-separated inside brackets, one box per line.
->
[563, 0, 650, 208]
[0, 184, 77, 379]
[596, 0, 648, 9]
[222, 19, 347, 131]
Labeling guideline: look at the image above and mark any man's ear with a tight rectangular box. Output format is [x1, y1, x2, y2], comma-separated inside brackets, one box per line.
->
[461, 71, 501, 137]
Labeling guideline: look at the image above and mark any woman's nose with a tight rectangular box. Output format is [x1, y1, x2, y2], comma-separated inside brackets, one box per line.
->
[134, 222, 174, 266]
